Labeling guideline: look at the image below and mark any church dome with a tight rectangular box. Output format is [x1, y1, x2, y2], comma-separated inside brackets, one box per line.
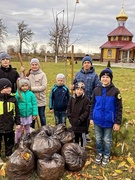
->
[116, 7, 128, 21]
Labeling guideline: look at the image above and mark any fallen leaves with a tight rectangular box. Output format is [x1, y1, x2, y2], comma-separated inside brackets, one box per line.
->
[0, 163, 6, 177]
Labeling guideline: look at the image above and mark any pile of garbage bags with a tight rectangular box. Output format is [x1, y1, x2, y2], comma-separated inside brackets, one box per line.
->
[6, 124, 87, 180]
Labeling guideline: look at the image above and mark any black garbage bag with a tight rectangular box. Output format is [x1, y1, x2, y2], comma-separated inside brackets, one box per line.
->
[30, 130, 61, 159]
[17, 131, 38, 149]
[37, 153, 65, 180]
[54, 124, 75, 144]
[61, 143, 87, 171]
[6, 147, 35, 180]
[38, 125, 55, 136]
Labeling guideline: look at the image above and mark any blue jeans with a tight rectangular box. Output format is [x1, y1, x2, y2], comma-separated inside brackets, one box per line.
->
[54, 111, 66, 125]
[31, 106, 46, 128]
[94, 124, 113, 157]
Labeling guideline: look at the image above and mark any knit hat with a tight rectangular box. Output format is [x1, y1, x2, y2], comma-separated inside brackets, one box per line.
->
[82, 55, 92, 65]
[56, 73, 65, 81]
[18, 78, 31, 88]
[75, 82, 85, 90]
[0, 78, 12, 91]
[0, 53, 11, 62]
[99, 68, 113, 81]
[30, 58, 40, 65]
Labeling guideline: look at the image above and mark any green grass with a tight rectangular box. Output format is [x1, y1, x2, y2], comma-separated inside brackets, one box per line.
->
[1, 60, 135, 179]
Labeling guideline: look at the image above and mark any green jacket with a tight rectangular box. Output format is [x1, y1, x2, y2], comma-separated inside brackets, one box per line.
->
[15, 90, 38, 117]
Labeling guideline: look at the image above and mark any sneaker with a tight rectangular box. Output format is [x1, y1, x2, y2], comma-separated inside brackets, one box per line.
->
[102, 156, 110, 166]
[0, 158, 4, 166]
[86, 134, 92, 143]
[95, 153, 102, 164]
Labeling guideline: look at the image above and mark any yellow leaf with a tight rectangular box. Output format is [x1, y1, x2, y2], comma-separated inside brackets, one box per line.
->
[21, 152, 30, 161]
[116, 143, 122, 147]
[127, 157, 135, 164]
[117, 161, 126, 168]
[92, 164, 97, 169]
[66, 172, 73, 178]
[81, 173, 93, 179]
[115, 169, 123, 174]
[84, 159, 92, 166]
[0, 163, 6, 177]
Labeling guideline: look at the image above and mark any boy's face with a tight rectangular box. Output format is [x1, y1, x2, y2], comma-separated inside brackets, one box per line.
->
[75, 88, 84, 97]
[56, 78, 64, 86]
[1, 58, 10, 68]
[1, 87, 11, 94]
[31, 63, 39, 71]
[101, 75, 111, 86]
[83, 61, 91, 71]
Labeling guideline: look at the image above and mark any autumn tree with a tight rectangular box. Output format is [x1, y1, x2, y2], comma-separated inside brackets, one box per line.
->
[17, 21, 34, 54]
[0, 19, 8, 49]
[39, 45, 46, 55]
[49, 17, 67, 62]
[31, 42, 38, 54]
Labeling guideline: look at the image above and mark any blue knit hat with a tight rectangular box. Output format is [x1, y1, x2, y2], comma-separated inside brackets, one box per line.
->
[0, 53, 11, 62]
[99, 68, 113, 81]
[82, 55, 92, 65]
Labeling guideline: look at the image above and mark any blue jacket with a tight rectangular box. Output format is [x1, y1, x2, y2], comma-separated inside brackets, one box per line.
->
[49, 84, 70, 111]
[15, 90, 38, 117]
[73, 67, 100, 100]
[90, 83, 122, 128]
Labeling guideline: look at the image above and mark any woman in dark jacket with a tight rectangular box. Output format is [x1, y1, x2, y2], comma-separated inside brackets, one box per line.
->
[67, 82, 90, 149]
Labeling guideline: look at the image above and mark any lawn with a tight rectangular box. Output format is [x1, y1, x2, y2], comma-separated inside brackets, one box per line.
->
[1, 60, 135, 179]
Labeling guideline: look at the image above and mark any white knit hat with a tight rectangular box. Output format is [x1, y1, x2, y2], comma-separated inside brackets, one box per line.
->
[56, 73, 65, 81]
[30, 58, 40, 65]
[18, 78, 31, 88]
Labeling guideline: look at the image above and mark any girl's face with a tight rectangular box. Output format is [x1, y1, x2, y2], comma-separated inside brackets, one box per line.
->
[1, 87, 11, 94]
[1, 59, 10, 68]
[30, 63, 39, 71]
[83, 61, 91, 71]
[56, 78, 64, 86]
[21, 83, 29, 92]
[75, 88, 84, 97]
[101, 75, 111, 86]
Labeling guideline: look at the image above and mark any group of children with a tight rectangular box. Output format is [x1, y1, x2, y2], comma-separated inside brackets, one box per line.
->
[0, 52, 122, 167]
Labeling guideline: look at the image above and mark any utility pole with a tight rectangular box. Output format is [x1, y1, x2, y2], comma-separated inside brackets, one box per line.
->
[64, 0, 79, 84]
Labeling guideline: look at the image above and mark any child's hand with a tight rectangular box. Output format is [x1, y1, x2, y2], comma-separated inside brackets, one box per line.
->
[16, 125, 21, 130]
[20, 65, 25, 72]
[50, 109, 54, 114]
[90, 120, 94, 125]
[32, 116, 36, 120]
[113, 124, 120, 131]
[69, 84, 74, 90]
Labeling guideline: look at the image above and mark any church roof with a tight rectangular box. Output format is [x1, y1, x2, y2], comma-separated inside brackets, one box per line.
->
[108, 26, 133, 37]
[120, 42, 135, 50]
[100, 41, 130, 49]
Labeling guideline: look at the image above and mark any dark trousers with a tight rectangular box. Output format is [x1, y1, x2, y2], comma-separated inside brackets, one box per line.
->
[31, 106, 46, 128]
[0, 131, 14, 156]
[75, 132, 86, 148]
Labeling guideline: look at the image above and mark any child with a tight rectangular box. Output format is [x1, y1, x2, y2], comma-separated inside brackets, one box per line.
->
[49, 73, 70, 125]
[90, 68, 122, 166]
[67, 82, 90, 148]
[0, 52, 20, 93]
[0, 78, 20, 165]
[20, 58, 47, 128]
[15, 78, 38, 143]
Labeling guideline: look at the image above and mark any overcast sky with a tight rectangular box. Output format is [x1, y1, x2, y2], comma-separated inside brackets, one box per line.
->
[1, 0, 135, 53]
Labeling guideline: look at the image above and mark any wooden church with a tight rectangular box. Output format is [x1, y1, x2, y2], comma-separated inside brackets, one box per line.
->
[100, 6, 135, 63]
